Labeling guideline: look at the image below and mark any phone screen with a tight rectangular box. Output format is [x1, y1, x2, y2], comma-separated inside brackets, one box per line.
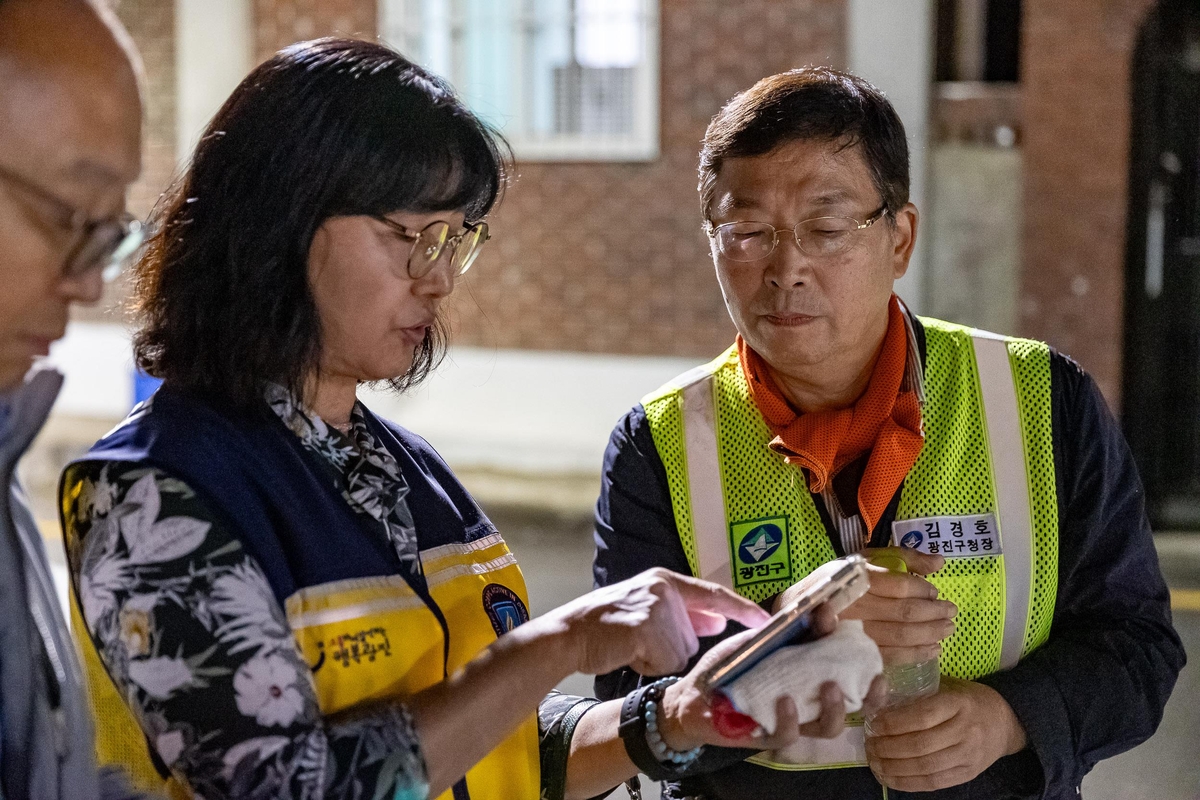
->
[709, 609, 820, 690]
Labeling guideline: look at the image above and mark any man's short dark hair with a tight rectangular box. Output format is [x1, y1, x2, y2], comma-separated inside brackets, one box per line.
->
[698, 66, 909, 221]
[132, 37, 509, 411]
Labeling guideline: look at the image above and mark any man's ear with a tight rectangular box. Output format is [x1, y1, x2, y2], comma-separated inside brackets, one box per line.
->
[890, 203, 919, 280]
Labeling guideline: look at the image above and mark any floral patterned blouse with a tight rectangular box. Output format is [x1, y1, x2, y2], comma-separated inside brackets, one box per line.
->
[65, 388, 598, 800]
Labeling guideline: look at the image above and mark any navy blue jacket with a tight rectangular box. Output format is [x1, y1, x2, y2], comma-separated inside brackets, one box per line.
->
[593, 321, 1185, 800]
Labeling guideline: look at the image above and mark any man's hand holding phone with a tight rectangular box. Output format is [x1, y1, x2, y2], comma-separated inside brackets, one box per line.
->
[654, 603, 871, 753]
[773, 548, 957, 664]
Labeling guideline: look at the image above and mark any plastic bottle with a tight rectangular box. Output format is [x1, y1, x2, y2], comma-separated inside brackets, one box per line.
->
[865, 555, 940, 723]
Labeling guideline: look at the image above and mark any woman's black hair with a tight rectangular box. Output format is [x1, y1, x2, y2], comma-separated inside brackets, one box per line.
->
[132, 37, 509, 410]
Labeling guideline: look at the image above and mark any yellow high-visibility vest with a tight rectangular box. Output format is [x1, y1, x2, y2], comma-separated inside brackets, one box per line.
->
[641, 318, 1060, 770]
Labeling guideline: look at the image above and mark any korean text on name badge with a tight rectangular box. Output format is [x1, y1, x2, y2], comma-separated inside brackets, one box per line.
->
[891, 513, 1002, 558]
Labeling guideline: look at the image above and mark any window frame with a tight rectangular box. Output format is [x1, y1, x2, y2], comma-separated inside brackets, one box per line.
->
[378, 0, 661, 162]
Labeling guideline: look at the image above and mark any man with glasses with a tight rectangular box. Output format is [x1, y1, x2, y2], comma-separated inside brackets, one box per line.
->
[0, 0, 152, 797]
[592, 67, 1184, 799]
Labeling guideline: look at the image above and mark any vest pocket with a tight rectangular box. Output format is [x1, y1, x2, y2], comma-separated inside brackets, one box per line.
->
[928, 557, 1005, 680]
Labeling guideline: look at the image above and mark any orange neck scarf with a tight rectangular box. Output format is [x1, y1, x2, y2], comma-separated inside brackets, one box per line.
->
[738, 295, 924, 534]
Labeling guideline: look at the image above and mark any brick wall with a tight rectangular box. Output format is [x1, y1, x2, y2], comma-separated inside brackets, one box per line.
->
[255, 0, 846, 359]
[156, 0, 846, 358]
[86, 1, 1164, 392]
[115, 0, 176, 218]
[253, 0, 377, 62]
[453, 0, 847, 358]
[80, 0, 176, 322]
[1020, 0, 1155, 406]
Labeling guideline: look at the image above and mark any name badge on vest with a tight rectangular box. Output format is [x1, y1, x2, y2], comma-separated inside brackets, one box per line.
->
[891, 514, 1002, 557]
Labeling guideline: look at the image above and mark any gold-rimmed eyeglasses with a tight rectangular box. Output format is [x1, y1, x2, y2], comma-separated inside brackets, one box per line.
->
[374, 216, 491, 279]
[0, 161, 147, 282]
[706, 204, 890, 262]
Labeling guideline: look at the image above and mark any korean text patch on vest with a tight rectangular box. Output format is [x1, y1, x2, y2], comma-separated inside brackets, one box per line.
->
[892, 514, 1003, 558]
[730, 516, 792, 588]
[286, 575, 446, 714]
[286, 552, 543, 800]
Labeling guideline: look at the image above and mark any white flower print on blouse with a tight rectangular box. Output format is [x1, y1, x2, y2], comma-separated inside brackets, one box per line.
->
[221, 735, 291, 781]
[118, 472, 212, 564]
[75, 464, 119, 521]
[128, 655, 198, 700]
[156, 728, 187, 766]
[211, 561, 292, 656]
[75, 471, 217, 694]
[234, 653, 307, 727]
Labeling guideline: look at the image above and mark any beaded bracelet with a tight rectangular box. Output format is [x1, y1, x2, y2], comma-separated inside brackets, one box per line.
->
[642, 677, 703, 768]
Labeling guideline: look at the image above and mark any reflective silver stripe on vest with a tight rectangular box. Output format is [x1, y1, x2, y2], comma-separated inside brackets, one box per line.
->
[971, 332, 1035, 670]
[681, 373, 732, 587]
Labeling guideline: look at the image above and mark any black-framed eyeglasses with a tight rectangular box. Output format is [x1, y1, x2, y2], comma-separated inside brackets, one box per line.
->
[706, 204, 890, 262]
[0, 161, 147, 282]
[374, 216, 491, 279]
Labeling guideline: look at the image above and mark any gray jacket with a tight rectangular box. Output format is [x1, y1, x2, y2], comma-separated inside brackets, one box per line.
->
[0, 367, 146, 800]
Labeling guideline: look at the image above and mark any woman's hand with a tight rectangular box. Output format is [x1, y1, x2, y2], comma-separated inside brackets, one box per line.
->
[654, 604, 889, 752]
[543, 567, 772, 678]
[414, 569, 766, 796]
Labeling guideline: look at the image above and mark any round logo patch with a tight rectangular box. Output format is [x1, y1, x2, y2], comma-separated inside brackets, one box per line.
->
[737, 523, 783, 564]
[900, 530, 924, 550]
[482, 584, 529, 637]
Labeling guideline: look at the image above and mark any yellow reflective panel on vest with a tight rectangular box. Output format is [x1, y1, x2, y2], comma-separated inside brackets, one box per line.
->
[286, 576, 445, 708]
[427, 536, 541, 800]
[70, 586, 192, 800]
[894, 321, 1006, 679]
[285, 533, 540, 800]
[641, 318, 1059, 772]
[898, 320, 1057, 677]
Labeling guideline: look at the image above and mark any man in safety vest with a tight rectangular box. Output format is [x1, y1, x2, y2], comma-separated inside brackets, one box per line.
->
[592, 67, 1185, 799]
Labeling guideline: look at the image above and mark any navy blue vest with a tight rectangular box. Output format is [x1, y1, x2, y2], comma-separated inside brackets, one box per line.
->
[71, 388, 540, 799]
[76, 386, 498, 611]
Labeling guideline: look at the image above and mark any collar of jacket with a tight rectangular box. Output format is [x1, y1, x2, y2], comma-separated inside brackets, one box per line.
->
[895, 296, 927, 404]
[0, 365, 104, 800]
[0, 366, 64, 479]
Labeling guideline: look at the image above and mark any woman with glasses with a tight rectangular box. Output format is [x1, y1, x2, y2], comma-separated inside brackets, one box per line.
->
[56, 40, 855, 800]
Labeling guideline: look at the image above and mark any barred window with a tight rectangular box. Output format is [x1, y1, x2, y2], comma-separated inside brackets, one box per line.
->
[380, 0, 660, 161]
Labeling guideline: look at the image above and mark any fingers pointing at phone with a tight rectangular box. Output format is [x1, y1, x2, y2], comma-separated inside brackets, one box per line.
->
[546, 567, 771, 678]
[547, 562, 896, 767]
[666, 571, 775, 636]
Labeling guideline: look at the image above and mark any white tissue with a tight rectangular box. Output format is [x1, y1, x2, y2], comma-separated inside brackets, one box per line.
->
[723, 620, 883, 735]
